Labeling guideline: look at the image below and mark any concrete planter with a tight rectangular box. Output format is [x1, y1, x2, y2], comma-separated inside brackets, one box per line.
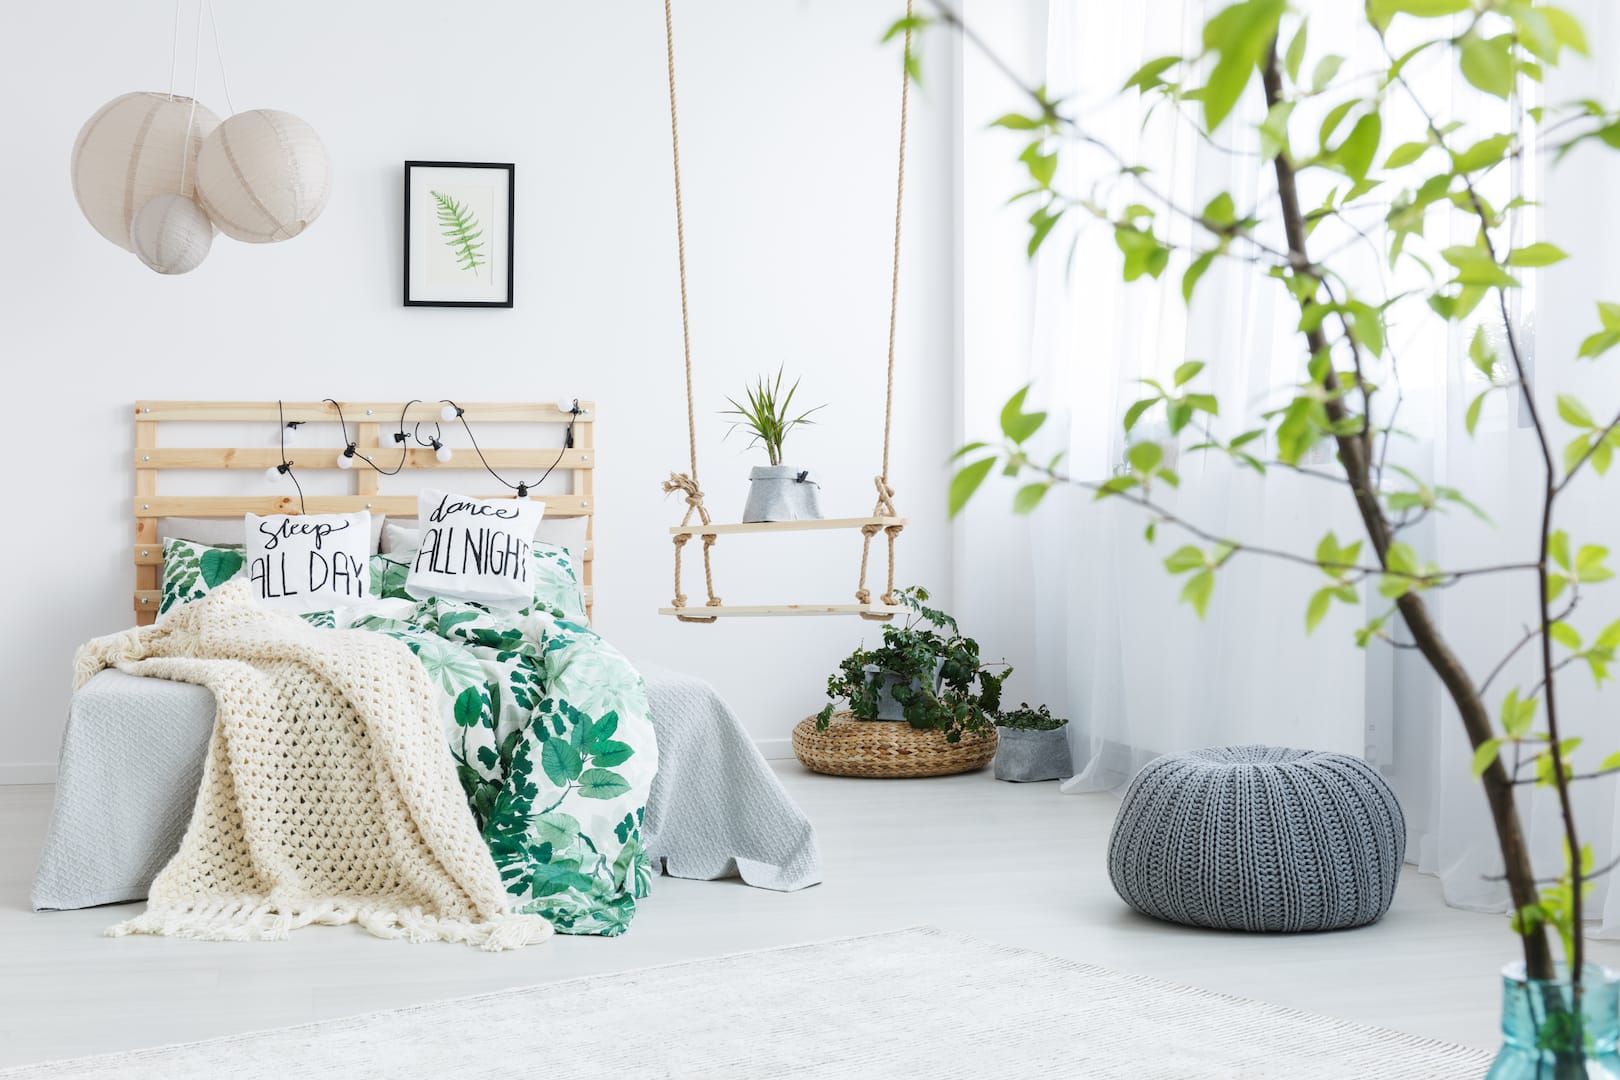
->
[993, 725, 1073, 782]
[741, 465, 823, 523]
[861, 661, 942, 721]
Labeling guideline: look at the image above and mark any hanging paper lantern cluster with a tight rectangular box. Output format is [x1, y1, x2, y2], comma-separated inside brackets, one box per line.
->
[71, 93, 329, 275]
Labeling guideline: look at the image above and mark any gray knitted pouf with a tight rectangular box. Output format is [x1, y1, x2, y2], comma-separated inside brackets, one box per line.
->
[1107, 745, 1406, 932]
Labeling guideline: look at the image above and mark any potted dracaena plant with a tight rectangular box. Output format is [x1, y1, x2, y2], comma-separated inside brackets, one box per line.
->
[816, 586, 1010, 743]
[723, 367, 827, 522]
[894, 0, 1620, 1073]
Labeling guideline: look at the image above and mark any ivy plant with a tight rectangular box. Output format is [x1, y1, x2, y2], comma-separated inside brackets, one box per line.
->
[816, 586, 1009, 743]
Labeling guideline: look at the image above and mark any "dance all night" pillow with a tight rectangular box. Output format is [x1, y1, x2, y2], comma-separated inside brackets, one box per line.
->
[405, 489, 545, 609]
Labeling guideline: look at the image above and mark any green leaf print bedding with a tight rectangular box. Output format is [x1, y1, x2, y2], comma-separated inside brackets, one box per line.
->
[342, 597, 656, 936]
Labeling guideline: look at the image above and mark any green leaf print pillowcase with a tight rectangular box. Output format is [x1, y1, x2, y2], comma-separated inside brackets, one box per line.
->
[159, 538, 246, 615]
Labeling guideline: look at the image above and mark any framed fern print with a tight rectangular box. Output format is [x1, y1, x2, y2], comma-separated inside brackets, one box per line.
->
[403, 161, 515, 307]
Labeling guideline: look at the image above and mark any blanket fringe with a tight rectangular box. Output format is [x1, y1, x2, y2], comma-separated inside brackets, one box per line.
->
[108, 902, 553, 952]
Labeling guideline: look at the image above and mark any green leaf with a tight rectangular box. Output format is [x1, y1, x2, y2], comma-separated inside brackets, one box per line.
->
[1550, 531, 1571, 571]
[1174, 360, 1206, 386]
[1458, 33, 1516, 100]
[1183, 251, 1216, 304]
[1305, 587, 1333, 634]
[1441, 245, 1520, 289]
[1468, 326, 1496, 379]
[1283, 20, 1308, 83]
[1201, 194, 1236, 228]
[1451, 133, 1513, 174]
[1601, 302, 1620, 331]
[576, 768, 632, 800]
[989, 112, 1043, 131]
[589, 739, 634, 768]
[1310, 54, 1344, 93]
[1123, 398, 1157, 432]
[1259, 101, 1294, 160]
[199, 548, 244, 588]
[1543, 7, 1589, 56]
[1466, 389, 1490, 435]
[1559, 394, 1596, 428]
[1549, 621, 1582, 650]
[1472, 738, 1503, 778]
[1507, 243, 1568, 268]
[1164, 545, 1206, 574]
[1199, 0, 1285, 133]
[1128, 441, 1163, 473]
[1578, 330, 1620, 360]
[431, 191, 487, 273]
[1123, 56, 1182, 93]
[949, 458, 996, 519]
[1013, 482, 1051, 514]
[1383, 141, 1431, 169]
[1368, 0, 1470, 31]
[1331, 112, 1382, 182]
[1565, 435, 1593, 476]
[453, 686, 484, 728]
[1180, 569, 1216, 618]
[1000, 386, 1048, 445]
[541, 738, 583, 786]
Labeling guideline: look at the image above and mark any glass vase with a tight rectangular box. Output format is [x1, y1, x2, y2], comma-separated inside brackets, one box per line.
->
[1487, 963, 1620, 1079]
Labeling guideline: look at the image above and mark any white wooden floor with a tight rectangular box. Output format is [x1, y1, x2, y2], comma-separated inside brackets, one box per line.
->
[2, 763, 1608, 1069]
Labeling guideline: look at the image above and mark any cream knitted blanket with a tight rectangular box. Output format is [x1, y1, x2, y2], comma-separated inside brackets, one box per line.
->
[73, 581, 552, 951]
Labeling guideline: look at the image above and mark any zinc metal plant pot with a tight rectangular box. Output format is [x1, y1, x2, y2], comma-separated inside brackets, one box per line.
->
[741, 465, 823, 523]
[861, 661, 944, 721]
[992, 726, 1073, 782]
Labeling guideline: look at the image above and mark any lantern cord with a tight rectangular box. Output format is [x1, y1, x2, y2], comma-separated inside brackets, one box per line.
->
[166, 0, 182, 101]
[205, 0, 237, 116]
[177, 4, 205, 198]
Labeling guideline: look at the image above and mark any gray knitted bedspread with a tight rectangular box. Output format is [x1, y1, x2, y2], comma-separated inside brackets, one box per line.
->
[32, 664, 820, 911]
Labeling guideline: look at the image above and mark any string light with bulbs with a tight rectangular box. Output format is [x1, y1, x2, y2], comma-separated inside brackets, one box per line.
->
[265, 398, 582, 512]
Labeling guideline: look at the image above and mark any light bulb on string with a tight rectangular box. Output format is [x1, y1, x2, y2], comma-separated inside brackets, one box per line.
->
[337, 444, 357, 469]
[265, 462, 293, 483]
[441, 404, 462, 422]
[431, 438, 452, 463]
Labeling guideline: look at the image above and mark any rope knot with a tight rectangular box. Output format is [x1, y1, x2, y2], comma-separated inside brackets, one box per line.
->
[871, 476, 898, 518]
[663, 471, 712, 526]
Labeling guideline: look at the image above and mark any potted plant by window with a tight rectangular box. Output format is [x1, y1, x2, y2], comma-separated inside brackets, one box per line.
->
[814, 587, 1009, 742]
[993, 704, 1072, 783]
[723, 367, 826, 522]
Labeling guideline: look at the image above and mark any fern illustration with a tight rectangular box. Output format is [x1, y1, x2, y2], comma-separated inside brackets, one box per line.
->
[430, 190, 486, 273]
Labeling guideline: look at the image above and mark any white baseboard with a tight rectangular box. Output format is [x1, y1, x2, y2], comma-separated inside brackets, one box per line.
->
[755, 737, 793, 761]
[0, 763, 57, 785]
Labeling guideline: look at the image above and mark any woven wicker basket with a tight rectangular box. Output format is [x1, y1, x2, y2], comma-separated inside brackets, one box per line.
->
[791, 711, 997, 779]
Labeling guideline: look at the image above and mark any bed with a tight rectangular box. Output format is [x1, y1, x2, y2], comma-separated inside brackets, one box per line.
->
[33, 401, 819, 926]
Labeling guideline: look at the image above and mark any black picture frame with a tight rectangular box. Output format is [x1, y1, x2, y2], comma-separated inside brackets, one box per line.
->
[403, 160, 515, 308]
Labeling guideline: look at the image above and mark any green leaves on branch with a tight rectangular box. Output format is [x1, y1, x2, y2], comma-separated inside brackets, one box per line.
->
[1377, 541, 1443, 600]
[1306, 531, 1364, 634]
[1578, 302, 1620, 360]
[1547, 529, 1614, 603]
[1115, 221, 1170, 281]
[1557, 394, 1620, 479]
[949, 386, 1059, 518]
[1163, 542, 1236, 619]
[1365, 0, 1469, 33]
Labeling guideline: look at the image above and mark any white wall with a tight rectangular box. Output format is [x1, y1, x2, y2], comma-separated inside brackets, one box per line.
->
[0, 0, 958, 781]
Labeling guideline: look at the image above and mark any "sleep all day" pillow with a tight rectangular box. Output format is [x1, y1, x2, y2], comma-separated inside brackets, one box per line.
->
[245, 511, 372, 613]
[406, 489, 544, 609]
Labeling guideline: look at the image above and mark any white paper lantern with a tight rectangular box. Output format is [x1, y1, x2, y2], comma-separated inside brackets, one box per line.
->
[130, 194, 214, 275]
[196, 109, 330, 243]
[71, 92, 220, 252]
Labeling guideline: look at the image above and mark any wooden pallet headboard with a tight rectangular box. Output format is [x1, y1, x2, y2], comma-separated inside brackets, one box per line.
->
[133, 400, 596, 626]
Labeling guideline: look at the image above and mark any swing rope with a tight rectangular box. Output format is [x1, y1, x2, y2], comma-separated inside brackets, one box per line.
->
[660, 0, 912, 620]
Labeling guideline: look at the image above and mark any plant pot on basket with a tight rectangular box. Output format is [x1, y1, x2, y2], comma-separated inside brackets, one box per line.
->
[741, 465, 823, 523]
[993, 726, 1073, 782]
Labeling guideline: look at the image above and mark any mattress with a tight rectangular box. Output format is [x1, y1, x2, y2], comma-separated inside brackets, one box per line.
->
[32, 664, 820, 912]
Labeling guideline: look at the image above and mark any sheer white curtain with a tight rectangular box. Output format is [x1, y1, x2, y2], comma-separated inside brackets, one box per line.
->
[958, 0, 1368, 795]
[956, 0, 1620, 934]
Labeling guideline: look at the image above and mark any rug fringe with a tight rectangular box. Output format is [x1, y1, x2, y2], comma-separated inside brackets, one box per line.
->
[107, 902, 552, 951]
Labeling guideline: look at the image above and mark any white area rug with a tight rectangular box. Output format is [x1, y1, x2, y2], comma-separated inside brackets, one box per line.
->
[0, 927, 1493, 1079]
